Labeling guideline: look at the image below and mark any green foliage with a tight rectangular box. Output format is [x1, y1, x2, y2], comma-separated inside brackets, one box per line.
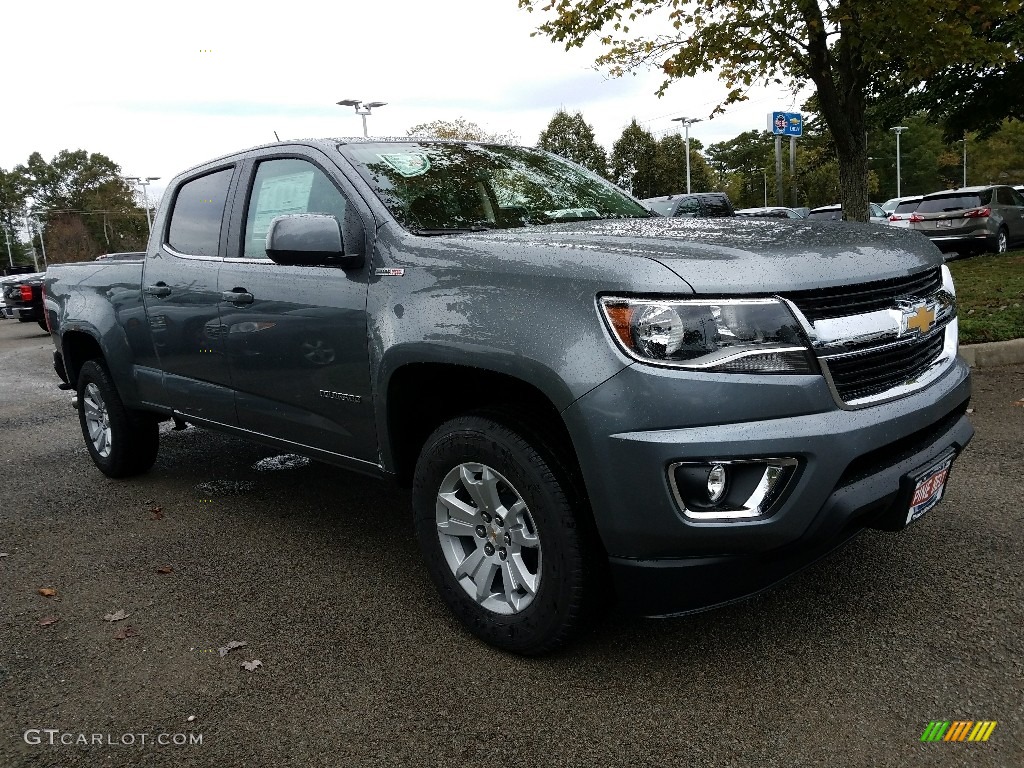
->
[406, 118, 519, 144]
[15, 150, 148, 261]
[537, 110, 608, 177]
[519, 0, 1021, 221]
[873, 9, 1024, 142]
[609, 120, 658, 196]
[652, 133, 713, 194]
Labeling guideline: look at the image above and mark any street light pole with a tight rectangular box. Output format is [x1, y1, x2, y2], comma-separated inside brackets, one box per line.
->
[671, 117, 702, 194]
[3, 227, 13, 268]
[890, 126, 908, 198]
[126, 176, 161, 233]
[33, 215, 48, 269]
[337, 99, 387, 138]
[962, 132, 968, 187]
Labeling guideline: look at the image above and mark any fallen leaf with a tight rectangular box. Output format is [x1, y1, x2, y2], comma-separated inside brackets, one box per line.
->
[156, 565, 174, 574]
[150, 506, 164, 520]
[103, 609, 130, 622]
[113, 625, 139, 640]
[218, 640, 247, 657]
[1013, 400, 1024, 408]
[38, 588, 57, 598]
[241, 659, 262, 672]
[966, 408, 975, 414]
[38, 616, 59, 627]
[186, 715, 197, 723]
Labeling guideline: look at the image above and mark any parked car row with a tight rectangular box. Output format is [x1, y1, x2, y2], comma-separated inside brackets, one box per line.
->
[881, 184, 1024, 256]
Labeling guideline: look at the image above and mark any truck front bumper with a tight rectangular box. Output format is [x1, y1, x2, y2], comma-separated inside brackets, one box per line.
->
[562, 355, 973, 616]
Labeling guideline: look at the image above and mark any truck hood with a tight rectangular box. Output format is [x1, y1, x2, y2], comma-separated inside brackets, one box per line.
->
[451, 217, 942, 293]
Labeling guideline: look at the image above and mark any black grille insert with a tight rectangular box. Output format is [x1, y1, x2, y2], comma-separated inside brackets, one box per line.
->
[783, 268, 943, 321]
[825, 330, 946, 402]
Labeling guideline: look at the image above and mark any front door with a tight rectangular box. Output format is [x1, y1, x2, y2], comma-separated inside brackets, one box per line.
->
[218, 154, 376, 463]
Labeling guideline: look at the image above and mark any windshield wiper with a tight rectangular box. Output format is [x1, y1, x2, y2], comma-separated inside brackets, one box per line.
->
[411, 225, 496, 236]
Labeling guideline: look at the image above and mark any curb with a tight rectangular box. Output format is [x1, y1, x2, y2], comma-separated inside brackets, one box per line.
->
[960, 338, 1024, 368]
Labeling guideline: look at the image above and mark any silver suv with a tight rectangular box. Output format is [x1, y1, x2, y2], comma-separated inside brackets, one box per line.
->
[908, 185, 1024, 256]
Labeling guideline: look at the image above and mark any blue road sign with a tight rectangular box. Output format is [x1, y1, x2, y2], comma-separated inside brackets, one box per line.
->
[769, 112, 803, 137]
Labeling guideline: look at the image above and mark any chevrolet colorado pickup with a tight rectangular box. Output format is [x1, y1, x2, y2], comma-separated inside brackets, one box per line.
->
[44, 138, 973, 654]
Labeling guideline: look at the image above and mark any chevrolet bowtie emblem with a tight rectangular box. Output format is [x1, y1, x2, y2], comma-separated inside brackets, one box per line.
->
[904, 304, 935, 334]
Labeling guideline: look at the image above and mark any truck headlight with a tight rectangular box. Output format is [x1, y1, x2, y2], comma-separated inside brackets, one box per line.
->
[600, 297, 817, 373]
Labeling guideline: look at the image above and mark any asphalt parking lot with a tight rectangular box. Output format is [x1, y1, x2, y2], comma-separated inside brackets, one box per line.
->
[1, 318, 1022, 767]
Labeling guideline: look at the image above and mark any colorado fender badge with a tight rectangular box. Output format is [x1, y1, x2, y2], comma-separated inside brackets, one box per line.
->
[374, 268, 405, 277]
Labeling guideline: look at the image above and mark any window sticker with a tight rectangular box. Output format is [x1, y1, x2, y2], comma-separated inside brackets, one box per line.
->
[378, 152, 431, 178]
[251, 170, 315, 238]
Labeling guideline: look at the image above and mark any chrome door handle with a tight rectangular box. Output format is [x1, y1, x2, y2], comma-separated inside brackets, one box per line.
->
[221, 290, 254, 305]
[144, 284, 171, 297]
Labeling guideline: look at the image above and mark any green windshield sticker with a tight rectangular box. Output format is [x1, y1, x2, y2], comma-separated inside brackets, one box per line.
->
[378, 152, 431, 178]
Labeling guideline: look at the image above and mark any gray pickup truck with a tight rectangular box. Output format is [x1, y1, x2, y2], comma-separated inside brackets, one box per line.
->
[44, 138, 973, 654]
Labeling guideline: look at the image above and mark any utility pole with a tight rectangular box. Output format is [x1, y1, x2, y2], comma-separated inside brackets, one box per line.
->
[24, 215, 39, 272]
[890, 126, 908, 198]
[337, 99, 387, 138]
[962, 132, 968, 187]
[3, 227, 13, 268]
[33, 215, 47, 269]
[671, 117, 702, 194]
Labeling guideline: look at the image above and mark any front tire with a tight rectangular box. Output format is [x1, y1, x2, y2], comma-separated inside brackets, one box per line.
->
[77, 360, 159, 478]
[413, 415, 594, 655]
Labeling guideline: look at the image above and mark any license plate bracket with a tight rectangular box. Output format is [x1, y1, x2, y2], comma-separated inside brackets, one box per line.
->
[905, 451, 955, 526]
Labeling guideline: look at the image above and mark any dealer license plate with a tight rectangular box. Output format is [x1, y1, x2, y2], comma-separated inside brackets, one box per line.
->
[936, 219, 953, 228]
[906, 456, 953, 525]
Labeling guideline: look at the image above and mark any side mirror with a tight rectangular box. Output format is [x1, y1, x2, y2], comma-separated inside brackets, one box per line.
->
[265, 214, 364, 268]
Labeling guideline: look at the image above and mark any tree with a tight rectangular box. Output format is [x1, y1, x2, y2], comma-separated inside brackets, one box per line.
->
[0, 168, 29, 266]
[653, 133, 713, 195]
[407, 118, 519, 144]
[517, 0, 1019, 221]
[873, 9, 1024, 142]
[537, 110, 608, 176]
[610, 120, 658, 196]
[15, 149, 147, 259]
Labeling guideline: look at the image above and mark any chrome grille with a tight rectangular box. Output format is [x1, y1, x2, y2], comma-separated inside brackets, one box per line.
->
[783, 268, 943, 321]
[823, 331, 946, 403]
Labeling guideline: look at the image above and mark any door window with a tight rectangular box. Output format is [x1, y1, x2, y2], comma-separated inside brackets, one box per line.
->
[243, 159, 347, 259]
[166, 168, 233, 257]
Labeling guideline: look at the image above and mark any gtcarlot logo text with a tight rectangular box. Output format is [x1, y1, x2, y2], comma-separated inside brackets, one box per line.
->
[24, 729, 203, 747]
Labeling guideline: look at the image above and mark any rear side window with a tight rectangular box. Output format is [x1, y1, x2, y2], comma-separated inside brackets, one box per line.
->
[674, 197, 700, 217]
[699, 195, 734, 217]
[996, 187, 1016, 206]
[167, 168, 233, 256]
[917, 192, 985, 213]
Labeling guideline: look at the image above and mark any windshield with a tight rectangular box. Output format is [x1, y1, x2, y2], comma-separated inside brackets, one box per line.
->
[338, 142, 651, 233]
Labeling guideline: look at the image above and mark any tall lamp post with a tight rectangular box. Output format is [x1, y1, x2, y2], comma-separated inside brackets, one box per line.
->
[890, 126, 908, 198]
[671, 116, 702, 194]
[126, 176, 160, 233]
[337, 99, 387, 138]
[961, 132, 968, 187]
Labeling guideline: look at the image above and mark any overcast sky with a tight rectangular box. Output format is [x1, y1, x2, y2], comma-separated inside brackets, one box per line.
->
[3, 0, 805, 203]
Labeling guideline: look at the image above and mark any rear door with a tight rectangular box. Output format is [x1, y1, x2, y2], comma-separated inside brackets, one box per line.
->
[142, 165, 239, 424]
[217, 148, 378, 464]
[997, 187, 1024, 244]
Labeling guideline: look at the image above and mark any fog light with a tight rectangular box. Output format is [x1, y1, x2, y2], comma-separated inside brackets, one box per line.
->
[707, 464, 727, 502]
[669, 458, 799, 520]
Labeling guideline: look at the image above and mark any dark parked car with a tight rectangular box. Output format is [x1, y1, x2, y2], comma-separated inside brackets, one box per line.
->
[1, 272, 47, 329]
[642, 192, 735, 217]
[908, 185, 1024, 256]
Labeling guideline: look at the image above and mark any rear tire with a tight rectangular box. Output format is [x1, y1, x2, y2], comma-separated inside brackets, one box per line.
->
[77, 360, 159, 478]
[412, 415, 594, 655]
[991, 227, 1008, 254]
